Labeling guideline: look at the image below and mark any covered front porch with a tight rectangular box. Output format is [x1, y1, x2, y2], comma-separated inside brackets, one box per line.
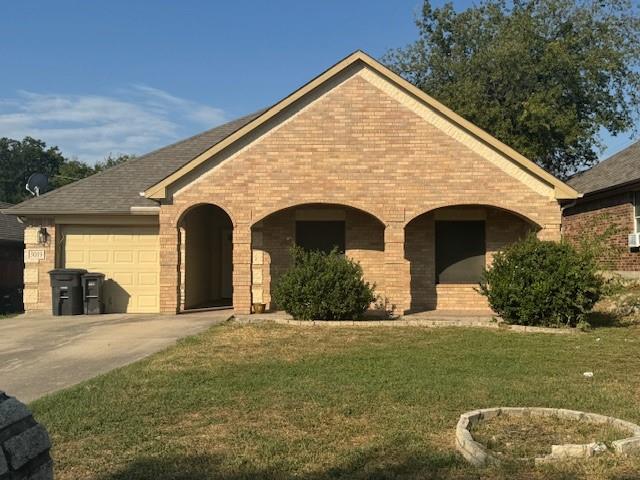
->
[174, 202, 540, 315]
[234, 203, 537, 316]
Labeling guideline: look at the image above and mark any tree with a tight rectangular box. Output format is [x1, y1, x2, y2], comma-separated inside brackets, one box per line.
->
[0, 138, 135, 202]
[94, 153, 134, 173]
[51, 159, 98, 188]
[0, 137, 66, 203]
[51, 153, 134, 188]
[384, 0, 640, 178]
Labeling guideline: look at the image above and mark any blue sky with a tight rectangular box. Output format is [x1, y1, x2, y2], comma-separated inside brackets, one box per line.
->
[0, 0, 635, 163]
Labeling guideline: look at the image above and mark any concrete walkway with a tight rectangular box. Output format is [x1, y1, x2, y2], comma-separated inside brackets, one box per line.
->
[0, 310, 232, 403]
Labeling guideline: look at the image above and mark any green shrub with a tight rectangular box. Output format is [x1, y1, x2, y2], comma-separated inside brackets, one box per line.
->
[479, 235, 603, 327]
[272, 247, 376, 320]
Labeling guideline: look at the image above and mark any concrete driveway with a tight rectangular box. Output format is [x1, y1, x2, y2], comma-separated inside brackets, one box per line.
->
[0, 310, 232, 403]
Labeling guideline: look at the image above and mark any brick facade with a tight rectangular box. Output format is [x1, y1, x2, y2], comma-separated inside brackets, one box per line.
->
[158, 70, 562, 315]
[563, 192, 640, 272]
[22, 64, 566, 315]
[22, 219, 57, 312]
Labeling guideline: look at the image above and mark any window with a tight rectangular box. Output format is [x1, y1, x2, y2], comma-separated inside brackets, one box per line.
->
[295, 221, 345, 254]
[635, 192, 640, 232]
[435, 221, 486, 283]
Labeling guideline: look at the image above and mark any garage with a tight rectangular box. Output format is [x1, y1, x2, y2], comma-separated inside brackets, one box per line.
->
[61, 225, 160, 313]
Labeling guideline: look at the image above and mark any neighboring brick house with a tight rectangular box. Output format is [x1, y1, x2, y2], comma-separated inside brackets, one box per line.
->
[2, 51, 577, 315]
[563, 141, 640, 276]
[0, 202, 25, 312]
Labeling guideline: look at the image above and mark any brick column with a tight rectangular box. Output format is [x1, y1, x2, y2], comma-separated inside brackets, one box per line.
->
[159, 220, 179, 314]
[178, 226, 186, 312]
[537, 200, 562, 242]
[233, 223, 252, 314]
[23, 219, 56, 312]
[538, 223, 562, 241]
[383, 208, 409, 316]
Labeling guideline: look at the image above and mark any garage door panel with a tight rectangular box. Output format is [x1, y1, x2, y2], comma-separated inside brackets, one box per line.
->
[113, 251, 134, 264]
[138, 272, 158, 286]
[63, 225, 160, 313]
[89, 251, 110, 263]
[138, 251, 158, 263]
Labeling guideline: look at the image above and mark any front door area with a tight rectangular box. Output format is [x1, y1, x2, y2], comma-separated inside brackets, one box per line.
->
[180, 204, 233, 311]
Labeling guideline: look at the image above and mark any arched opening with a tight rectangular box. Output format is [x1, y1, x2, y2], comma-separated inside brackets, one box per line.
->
[404, 204, 540, 313]
[179, 204, 233, 311]
[251, 203, 385, 311]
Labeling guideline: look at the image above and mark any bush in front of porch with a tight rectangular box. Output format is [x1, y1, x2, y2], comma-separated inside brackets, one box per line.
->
[273, 246, 376, 320]
[479, 235, 603, 328]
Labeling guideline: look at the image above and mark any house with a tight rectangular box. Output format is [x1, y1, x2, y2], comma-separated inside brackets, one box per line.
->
[2, 51, 577, 315]
[563, 141, 640, 277]
[0, 202, 25, 313]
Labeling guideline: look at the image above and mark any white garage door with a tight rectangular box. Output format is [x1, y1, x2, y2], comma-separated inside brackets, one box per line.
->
[62, 225, 160, 313]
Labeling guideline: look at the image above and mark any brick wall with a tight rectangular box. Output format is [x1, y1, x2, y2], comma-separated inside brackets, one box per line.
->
[255, 206, 385, 309]
[563, 192, 640, 271]
[22, 219, 56, 312]
[155, 69, 561, 314]
[404, 207, 532, 313]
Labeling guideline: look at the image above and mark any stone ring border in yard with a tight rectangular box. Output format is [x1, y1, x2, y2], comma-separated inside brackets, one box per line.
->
[455, 407, 640, 466]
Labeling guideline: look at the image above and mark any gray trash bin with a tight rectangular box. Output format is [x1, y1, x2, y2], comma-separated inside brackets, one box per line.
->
[82, 272, 105, 314]
[49, 268, 87, 316]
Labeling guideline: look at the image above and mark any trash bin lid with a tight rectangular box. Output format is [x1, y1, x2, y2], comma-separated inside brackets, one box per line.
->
[49, 268, 88, 275]
[82, 272, 105, 279]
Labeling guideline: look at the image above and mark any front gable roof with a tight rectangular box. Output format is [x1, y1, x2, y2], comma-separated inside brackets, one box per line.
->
[145, 50, 578, 201]
[4, 50, 578, 218]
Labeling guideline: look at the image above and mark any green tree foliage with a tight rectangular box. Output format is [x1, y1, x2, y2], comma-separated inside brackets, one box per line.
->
[51, 159, 98, 188]
[0, 137, 134, 201]
[94, 153, 134, 173]
[0, 137, 65, 203]
[51, 153, 133, 188]
[273, 247, 376, 320]
[479, 234, 603, 327]
[384, 0, 640, 178]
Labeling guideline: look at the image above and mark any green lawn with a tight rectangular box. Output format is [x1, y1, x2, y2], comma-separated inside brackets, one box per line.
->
[31, 321, 640, 480]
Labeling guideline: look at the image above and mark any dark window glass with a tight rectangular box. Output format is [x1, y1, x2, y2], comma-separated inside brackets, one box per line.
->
[295, 221, 345, 254]
[435, 221, 486, 283]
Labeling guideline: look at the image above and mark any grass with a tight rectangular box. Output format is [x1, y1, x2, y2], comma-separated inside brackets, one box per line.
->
[472, 415, 628, 459]
[30, 321, 640, 480]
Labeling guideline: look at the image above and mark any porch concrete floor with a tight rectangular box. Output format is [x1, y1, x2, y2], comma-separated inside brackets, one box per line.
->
[0, 310, 232, 403]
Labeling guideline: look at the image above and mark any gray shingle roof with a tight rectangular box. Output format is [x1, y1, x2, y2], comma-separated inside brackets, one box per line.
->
[568, 141, 640, 195]
[0, 202, 25, 242]
[2, 110, 266, 215]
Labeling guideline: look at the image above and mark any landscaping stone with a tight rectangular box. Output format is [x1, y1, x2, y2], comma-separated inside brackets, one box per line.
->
[0, 397, 31, 432]
[0, 391, 53, 480]
[455, 406, 640, 466]
[612, 437, 640, 455]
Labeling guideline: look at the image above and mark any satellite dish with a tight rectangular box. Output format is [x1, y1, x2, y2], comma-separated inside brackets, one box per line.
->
[26, 173, 49, 197]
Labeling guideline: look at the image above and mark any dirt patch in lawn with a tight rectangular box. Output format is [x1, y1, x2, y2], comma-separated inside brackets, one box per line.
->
[472, 415, 628, 459]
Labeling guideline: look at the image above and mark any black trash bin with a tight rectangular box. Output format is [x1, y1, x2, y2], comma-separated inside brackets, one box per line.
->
[82, 272, 105, 314]
[49, 269, 87, 316]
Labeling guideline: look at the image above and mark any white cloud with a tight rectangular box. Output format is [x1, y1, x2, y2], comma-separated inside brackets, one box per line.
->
[0, 86, 227, 163]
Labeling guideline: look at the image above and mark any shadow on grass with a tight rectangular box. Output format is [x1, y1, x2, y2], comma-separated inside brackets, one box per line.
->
[98, 450, 465, 480]
[586, 311, 627, 329]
